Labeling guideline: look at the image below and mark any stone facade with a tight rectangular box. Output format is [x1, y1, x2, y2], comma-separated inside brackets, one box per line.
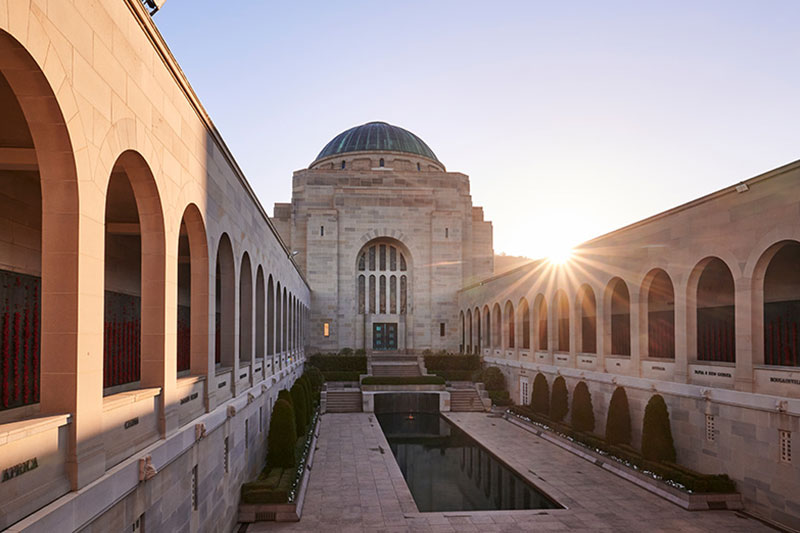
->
[0, 1, 309, 531]
[459, 160, 800, 530]
[274, 149, 493, 354]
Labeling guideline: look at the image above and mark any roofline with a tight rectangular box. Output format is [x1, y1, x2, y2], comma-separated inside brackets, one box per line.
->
[123, 0, 310, 291]
[310, 150, 446, 171]
[460, 157, 800, 293]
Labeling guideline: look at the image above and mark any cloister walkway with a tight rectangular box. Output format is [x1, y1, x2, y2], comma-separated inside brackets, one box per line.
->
[247, 412, 772, 532]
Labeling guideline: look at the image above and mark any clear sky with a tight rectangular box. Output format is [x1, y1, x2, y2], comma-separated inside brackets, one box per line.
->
[154, 1, 800, 260]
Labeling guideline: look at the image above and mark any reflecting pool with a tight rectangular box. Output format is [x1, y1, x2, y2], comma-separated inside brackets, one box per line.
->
[377, 412, 560, 512]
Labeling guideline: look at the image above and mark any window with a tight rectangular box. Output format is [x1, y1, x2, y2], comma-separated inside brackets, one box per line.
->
[323, 322, 330, 337]
[320, 225, 324, 237]
[445, 227, 449, 238]
[191, 465, 198, 510]
[259, 406, 263, 433]
[780, 430, 792, 463]
[520, 378, 530, 405]
[379, 276, 386, 313]
[358, 275, 366, 314]
[440, 323, 446, 336]
[379, 158, 385, 167]
[132, 514, 144, 532]
[341, 160, 346, 169]
[417, 162, 421, 171]
[705, 415, 715, 442]
[224, 436, 229, 473]
[245, 419, 249, 449]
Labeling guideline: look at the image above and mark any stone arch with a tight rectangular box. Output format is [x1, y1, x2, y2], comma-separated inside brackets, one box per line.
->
[239, 252, 253, 363]
[492, 302, 502, 348]
[176, 203, 209, 376]
[604, 277, 631, 356]
[641, 268, 675, 359]
[534, 294, 548, 351]
[518, 297, 531, 350]
[554, 290, 570, 353]
[687, 257, 736, 363]
[215, 233, 236, 368]
[255, 266, 265, 358]
[575, 284, 597, 354]
[504, 300, 515, 349]
[267, 274, 275, 358]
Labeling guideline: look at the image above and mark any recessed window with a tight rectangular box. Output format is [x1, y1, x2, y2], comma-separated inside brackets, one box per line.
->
[320, 225, 324, 237]
[445, 227, 449, 238]
[224, 436, 229, 473]
[440, 323, 446, 336]
[780, 430, 792, 463]
[245, 419, 249, 449]
[705, 415, 715, 442]
[323, 322, 330, 337]
[417, 162, 421, 171]
[379, 158, 385, 167]
[341, 160, 346, 169]
[191, 465, 198, 510]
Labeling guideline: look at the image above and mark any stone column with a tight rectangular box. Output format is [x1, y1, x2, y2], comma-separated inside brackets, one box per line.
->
[734, 277, 754, 392]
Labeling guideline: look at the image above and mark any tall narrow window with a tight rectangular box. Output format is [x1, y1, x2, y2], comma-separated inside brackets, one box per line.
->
[341, 160, 346, 169]
[379, 244, 386, 270]
[390, 247, 397, 270]
[390, 275, 397, 313]
[379, 158, 385, 167]
[369, 246, 376, 271]
[320, 226, 324, 237]
[380, 275, 386, 313]
[400, 253, 407, 271]
[445, 228, 449, 238]
[417, 162, 421, 171]
[440, 323, 446, 336]
[369, 275, 376, 314]
[780, 430, 792, 463]
[400, 275, 407, 314]
[191, 465, 198, 510]
[323, 322, 330, 337]
[358, 253, 365, 271]
[358, 275, 366, 314]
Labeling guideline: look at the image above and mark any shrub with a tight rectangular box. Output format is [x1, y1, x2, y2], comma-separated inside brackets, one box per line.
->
[605, 386, 632, 446]
[641, 394, 676, 462]
[277, 388, 293, 407]
[360, 375, 445, 385]
[304, 366, 324, 391]
[354, 348, 366, 357]
[424, 354, 481, 371]
[266, 399, 297, 468]
[429, 369, 481, 382]
[338, 347, 353, 356]
[308, 354, 367, 372]
[297, 376, 314, 413]
[531, 373, 550, 414]
[421, 349, 433, 356]
[549, 376, 569, 422]
[481, 366, 506, 391]
[571, 381, 595, 433]
[321, 371, 361, 382]
[290, 383, 308, 436]
[489, 390, 512, 406]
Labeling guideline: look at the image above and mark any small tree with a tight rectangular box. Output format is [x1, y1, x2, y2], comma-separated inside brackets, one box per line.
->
[641, 394, 676, 462]
[277, 388, 293, 407]
[531, 373, 550, 414]
[549, 376, 569, 422]
[481, 366, 506, 391]
[266, 399, 297, 468]
[571, 381, 595, 433]
[605, 386, 632, 446]
[298, 376, 315, 414]
[290, 383, 308, 436]
[305, 366, 324, 392]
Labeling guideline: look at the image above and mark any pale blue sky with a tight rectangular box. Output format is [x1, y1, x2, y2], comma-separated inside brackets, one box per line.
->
[154, 1, 800, 259]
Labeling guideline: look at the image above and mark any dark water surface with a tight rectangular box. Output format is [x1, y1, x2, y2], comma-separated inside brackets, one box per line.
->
[376, 412, 560, 512]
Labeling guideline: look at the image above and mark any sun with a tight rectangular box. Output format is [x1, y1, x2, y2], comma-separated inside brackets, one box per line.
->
[547, 246, 574, 265]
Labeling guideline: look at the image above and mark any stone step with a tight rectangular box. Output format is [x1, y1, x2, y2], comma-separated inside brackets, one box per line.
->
[449, 390, 485, 412]
[325, 391, 362, 413]
[371, 364, 420, 377]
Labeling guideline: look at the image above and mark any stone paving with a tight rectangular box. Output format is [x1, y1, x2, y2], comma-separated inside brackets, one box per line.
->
[247, 412, 774, 532]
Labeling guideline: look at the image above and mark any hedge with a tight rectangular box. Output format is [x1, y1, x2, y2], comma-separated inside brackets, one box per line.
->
[304, 366, 324, 391]
[508, 405, 735, 494]
[424, 354, 481, 371]
[481, 366, 506, 391]
[290, 383, 308, 436]
[531, 373, 549, 414]
[321, 371, 362, 382]
[642, 394, 676, 462]
[549, 376, 569, 422]
[241, 467, 294, 504]
[277, 388, 293, 407]
[605, 386, 632, 446]
[489, 390, 512, 406]
[360, 376, 445, 386]
[266, 399, 297, 468]
[429, 369, 481, 382]
[308, 354, 367, 372]
[571, 381, 595, 433]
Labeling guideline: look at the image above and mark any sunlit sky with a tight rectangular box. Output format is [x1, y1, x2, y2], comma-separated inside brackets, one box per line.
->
[154, 1, 799, 260]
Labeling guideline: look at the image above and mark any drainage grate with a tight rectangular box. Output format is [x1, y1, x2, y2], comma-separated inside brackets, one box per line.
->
[255, 511, 276, 521]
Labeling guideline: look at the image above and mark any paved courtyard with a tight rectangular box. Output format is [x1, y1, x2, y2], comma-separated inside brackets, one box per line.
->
[247, 412, 773, 532]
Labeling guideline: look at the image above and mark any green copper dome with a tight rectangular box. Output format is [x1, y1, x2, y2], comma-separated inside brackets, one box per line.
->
[313, 121, 440, 164]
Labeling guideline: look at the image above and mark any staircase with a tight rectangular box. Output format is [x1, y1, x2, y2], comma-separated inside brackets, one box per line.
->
[371, 362, 420, 377]
[325, 390, 362, 413]
[449, 388, 486, 412]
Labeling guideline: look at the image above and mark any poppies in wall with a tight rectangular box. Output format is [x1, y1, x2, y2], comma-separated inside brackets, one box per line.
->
[1, 271, 41, 410]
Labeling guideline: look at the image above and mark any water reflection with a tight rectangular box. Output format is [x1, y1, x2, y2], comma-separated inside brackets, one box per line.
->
[377, 413, 559, 512]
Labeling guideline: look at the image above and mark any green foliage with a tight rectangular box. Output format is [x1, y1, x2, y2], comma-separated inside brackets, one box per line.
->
[429, 369, 481, 382]
[266, 399, 297, 468]
[290, 383, 308, 436]
[321, 371, 362, 382]
[354, 348, 366, 357]
[360, 375, 445, 385]
[531, 373, 550, 414]
[308, 354, 367, 372]
[277, 388, 293, 407]
[549, 376, 569, 422]
[241, 467, 294, 504]
[571, 381, 595, 433]
[338, 347, 354, 356]
[481, 366, 506, 391]
[605, 386, 632, 446]
[489, 390, 512, 406]
[424, 354, 481, 371]
[641, 394, 676, 462]
[304, 366, 324, 391]
[297, 376, 313, 414]
[421, 349, 433, 356]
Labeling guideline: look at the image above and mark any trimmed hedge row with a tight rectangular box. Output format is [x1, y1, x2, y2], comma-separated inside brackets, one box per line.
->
[361, 375, 445, 386]
[424, 354, 481, 371]
[308, 354, 367, 372]
[241, 467, 294, 504]
[429, 369, 481, 382]
[489, 390, 512, 406]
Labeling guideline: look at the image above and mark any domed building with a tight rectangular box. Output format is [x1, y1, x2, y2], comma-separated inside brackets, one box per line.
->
[272, 121, 494, 353]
